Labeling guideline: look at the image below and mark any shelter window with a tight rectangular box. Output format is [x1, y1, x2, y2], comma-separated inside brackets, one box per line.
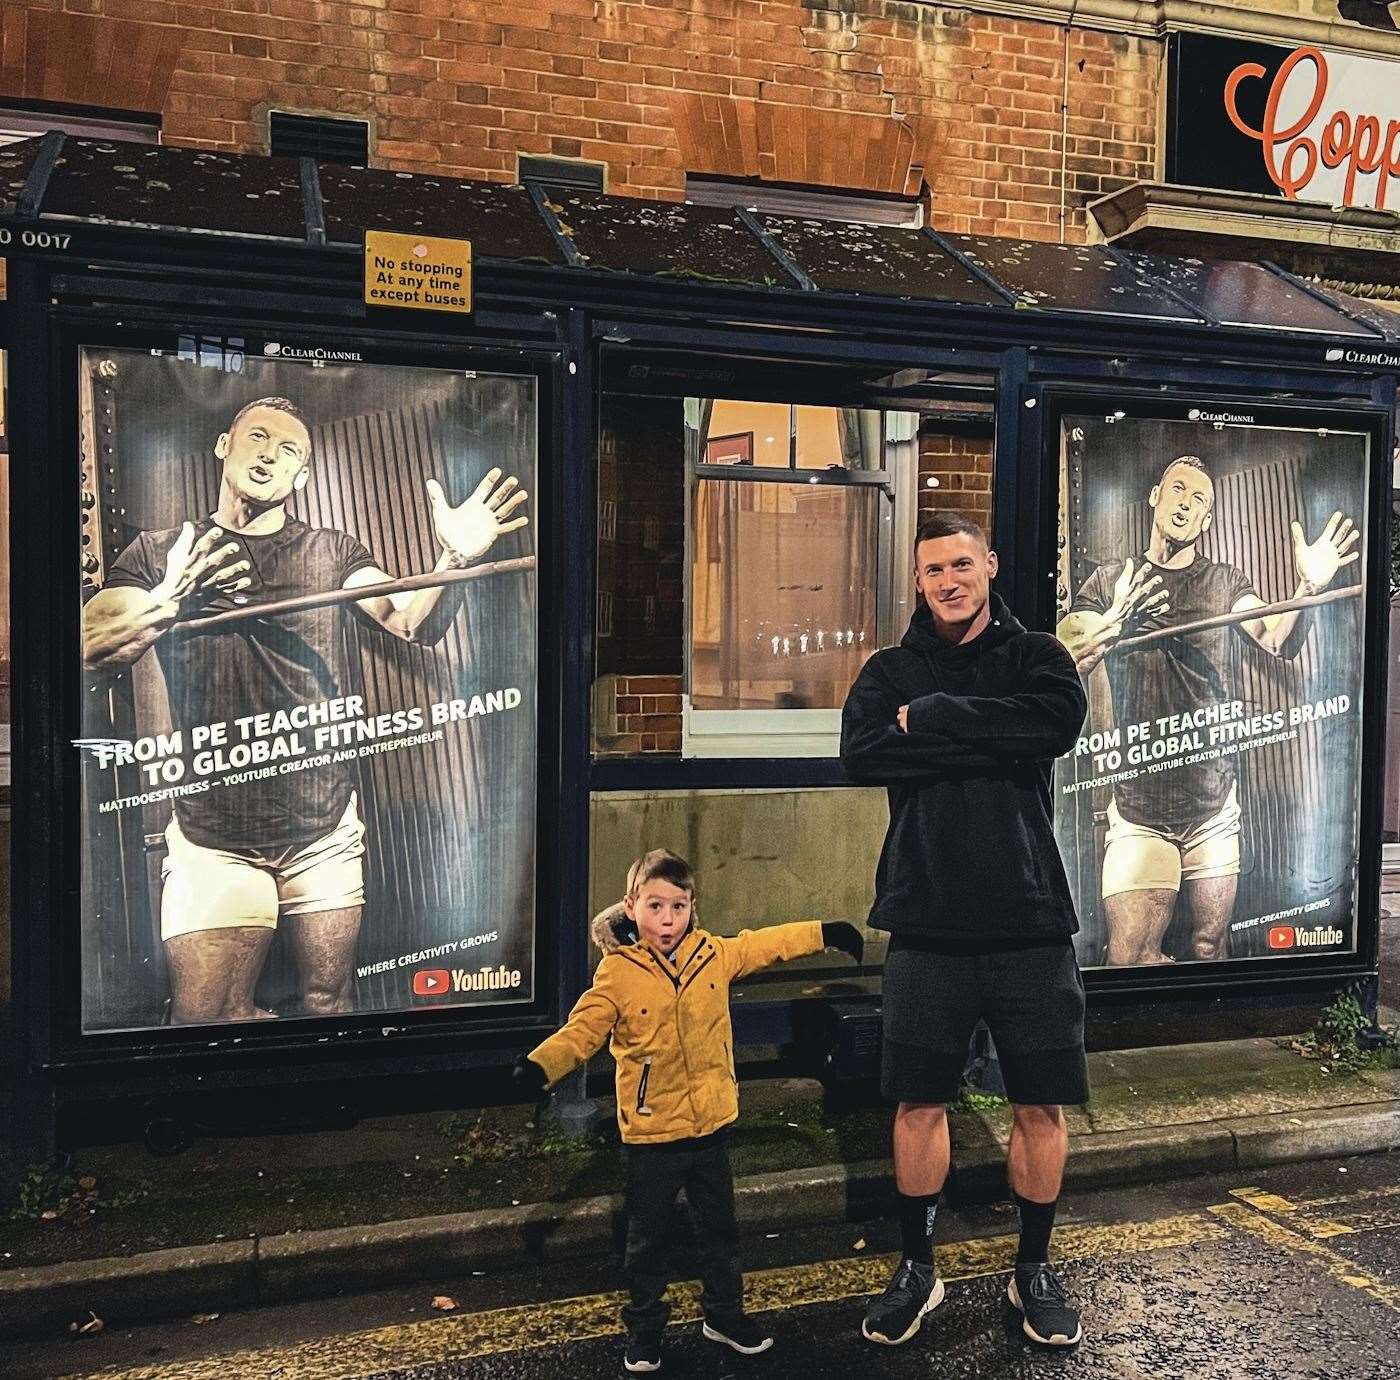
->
[595, 353, 993, 759]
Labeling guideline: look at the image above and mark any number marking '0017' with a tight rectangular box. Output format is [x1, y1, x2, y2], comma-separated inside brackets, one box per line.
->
[0, 228, 73, 249]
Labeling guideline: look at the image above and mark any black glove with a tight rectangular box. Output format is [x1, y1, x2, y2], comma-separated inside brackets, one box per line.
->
[821, 921, 864, 964]
[512, 1055, 548, 1098]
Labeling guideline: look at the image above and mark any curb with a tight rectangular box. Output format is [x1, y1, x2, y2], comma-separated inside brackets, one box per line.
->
[2, 1098, 1396, 1340]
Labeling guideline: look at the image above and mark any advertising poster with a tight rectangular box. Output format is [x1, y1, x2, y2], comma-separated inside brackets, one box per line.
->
[77, 345, 537, 1031]
[1053, 409, 1368, 969]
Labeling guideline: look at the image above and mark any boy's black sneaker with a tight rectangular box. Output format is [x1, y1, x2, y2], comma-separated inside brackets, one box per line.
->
[701, 1312, 774, 1355]
[861, 1258, 945, 1345]
[623, 1331, 662, 1372]
[1008, 1262, 1082, 1346]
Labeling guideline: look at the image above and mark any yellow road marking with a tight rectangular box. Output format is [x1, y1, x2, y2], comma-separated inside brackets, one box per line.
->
[1229, 1183, 1374, 1238]
[55, 1212, 1225, 1380]
[1230, 1187, 1298, 1214]
[1210, 1202, 1400, 1315]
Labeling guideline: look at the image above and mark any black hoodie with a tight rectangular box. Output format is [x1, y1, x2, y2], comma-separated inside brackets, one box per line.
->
[840, 593, 1087, 948]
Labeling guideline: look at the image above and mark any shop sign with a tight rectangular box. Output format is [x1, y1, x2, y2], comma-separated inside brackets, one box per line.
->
[1168, 31, 1400, 213]
[1054, 403, 1369, 968]
[75, 345, 536, 1032]
[364, 231, 472, 314]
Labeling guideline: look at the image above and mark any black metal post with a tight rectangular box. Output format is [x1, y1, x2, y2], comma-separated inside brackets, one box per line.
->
[549, 306, 601, 1136]
[5, 260, 62, 1162]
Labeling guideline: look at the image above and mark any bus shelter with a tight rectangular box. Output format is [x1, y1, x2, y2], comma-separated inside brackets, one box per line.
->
[0, 133, 1394, 1150]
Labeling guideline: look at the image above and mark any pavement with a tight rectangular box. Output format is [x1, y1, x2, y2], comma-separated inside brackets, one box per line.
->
[2, 1022, 1397, 1343]
[9, 1152, 1400, 1380]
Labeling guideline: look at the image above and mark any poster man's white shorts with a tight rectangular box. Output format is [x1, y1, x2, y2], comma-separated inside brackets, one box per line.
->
[1101, 785, 1241, 897]
[160, 793, 366, 941]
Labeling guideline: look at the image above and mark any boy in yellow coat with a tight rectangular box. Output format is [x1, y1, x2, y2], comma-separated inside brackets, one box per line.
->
[517, 848, 863, 1373]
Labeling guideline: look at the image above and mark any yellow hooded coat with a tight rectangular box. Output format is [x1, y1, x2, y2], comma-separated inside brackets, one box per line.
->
[528, 907, 823, 1145]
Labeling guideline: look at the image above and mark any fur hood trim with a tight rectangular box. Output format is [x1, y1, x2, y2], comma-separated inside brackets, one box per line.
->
[591, 901, 637, 953]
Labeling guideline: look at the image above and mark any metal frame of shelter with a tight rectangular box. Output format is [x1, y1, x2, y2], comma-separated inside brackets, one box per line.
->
[1, 133, 1396, 1148]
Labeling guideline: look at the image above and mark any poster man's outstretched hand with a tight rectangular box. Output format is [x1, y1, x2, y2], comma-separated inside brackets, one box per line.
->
[155, 522, 252, 609]
[427, 468, 530, 566]
[1057, 557, 1171, 676]
[1291, 512, 1359, 592]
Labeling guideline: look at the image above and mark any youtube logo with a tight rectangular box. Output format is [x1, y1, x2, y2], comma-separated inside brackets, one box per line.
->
[413, 968, 451, 997]
[1267, 926, 1295, 950]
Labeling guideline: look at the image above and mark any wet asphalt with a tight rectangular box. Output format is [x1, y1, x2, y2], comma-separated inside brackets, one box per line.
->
[15, 1151, 1400, 1380]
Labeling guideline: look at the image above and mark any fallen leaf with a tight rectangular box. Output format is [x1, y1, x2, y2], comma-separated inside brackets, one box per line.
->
[853, 1238, 866, 1251]
[191, 1313, 220, 1325]
[431, 1295, 458, 1312]
[69, 1311, 105, 1336]
[40, 1210, 58, 1221]
[77, 1176, 97, 1191]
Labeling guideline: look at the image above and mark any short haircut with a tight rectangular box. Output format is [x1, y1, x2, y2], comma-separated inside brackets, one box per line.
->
[915, 512, 988, 555]
[228, 396, 312, 456]
[1157, 454, 1209, 488]
[626, 848, 695, 898]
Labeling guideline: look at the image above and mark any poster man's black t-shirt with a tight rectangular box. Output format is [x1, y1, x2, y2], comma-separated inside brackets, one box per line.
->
[106, 518, 378, 852]
[1071, 556, 1256, 835]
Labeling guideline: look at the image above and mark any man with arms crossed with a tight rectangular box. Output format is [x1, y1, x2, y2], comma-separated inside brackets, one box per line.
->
[842, 513, 1088, 1349]
[1056, 455, 1357, 965]
[82, 396, 529, 1024]
[840, 509, 1080, 1343]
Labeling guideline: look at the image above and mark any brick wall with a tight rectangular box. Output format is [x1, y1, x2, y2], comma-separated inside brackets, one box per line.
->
[918, 428, 993, 526]
[1, 0, 1160, 240]
[597, 673, 683, 754]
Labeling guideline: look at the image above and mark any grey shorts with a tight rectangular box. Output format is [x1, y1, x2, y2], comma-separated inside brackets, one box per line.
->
[880, 937, 1089, 1107]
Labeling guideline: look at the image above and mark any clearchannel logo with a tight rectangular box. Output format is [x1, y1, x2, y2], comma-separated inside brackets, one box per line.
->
[1267, 925, 1345, 951]
[1187, 407, 1255, 424]
[263, 342, 363, 361]
[1325, 346, 1400, 368]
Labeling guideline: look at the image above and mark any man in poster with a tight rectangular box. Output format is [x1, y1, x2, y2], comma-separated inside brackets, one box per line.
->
[1057, 454, 1358, 966]
[81, 396, 530, 1024]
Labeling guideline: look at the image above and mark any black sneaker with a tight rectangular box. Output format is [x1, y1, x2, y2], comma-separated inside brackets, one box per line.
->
[701, 1312, 774, 1355]
[1008, 1262, 1082, 1346]
[624, 1331, 662, 1372]
[861, 1258, 945, 1346]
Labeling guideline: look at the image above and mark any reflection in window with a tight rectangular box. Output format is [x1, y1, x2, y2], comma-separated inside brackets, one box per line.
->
[691, 480, 879, 711]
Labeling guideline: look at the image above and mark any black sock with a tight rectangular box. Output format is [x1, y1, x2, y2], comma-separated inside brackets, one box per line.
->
[1014, 1191, 1057, 1265]
[897, 1191, 940, 1265]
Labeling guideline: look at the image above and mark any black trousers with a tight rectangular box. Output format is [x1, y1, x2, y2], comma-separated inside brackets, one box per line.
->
[621, 1129, 742, 1335]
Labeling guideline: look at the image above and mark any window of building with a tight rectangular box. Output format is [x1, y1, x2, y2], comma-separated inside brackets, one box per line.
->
[684, 174, 922, 228]
[269, 112, 369, 166]
[685, 400, 901, 755]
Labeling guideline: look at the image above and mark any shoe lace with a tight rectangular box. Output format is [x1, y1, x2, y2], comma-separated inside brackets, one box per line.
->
[885, 1260, 927, 1300]
[1026, 1264, 1068, 1306]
